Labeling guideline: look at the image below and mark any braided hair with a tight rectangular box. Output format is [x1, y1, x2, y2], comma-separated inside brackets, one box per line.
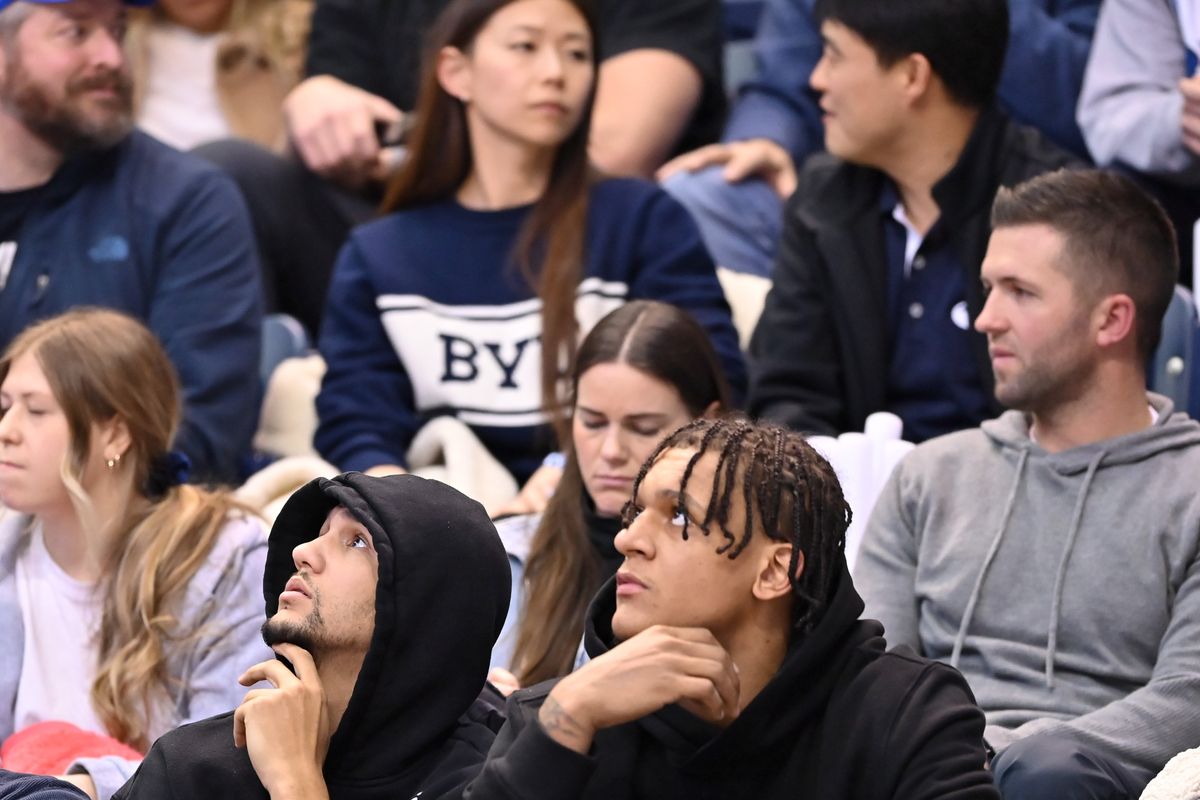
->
[623, 417, 851, 632]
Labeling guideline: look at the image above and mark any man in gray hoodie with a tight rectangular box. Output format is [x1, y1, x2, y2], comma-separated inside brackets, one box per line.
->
[856, 168, 1200, 800]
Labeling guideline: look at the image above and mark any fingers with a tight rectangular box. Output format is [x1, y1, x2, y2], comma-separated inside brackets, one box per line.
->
[366, 96, 405, 141]
[487, 666, 521, 697]
[233, 703, 247, 748]
[656, 144, 733, 181]
[239, 657, 300, 688]
[271, 643, 320, 683]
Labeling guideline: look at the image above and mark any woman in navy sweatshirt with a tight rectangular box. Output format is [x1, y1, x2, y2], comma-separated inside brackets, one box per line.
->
[313, 0, 744, 490]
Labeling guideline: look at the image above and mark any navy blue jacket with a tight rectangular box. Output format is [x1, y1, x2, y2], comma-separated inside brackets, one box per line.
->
[316, 178, 745, 483]
[0, 132, 262, 481]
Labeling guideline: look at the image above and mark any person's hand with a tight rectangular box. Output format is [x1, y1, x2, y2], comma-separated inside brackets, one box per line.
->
[234, 643, 331, 800]
[284, 75, 405, 188]
[56, 774, 97, 800]
[538, 626, 740, 754]
[487, 666, 521, 697]
[656, 138, 798, 199]
[488, 464, 563, 518]
[1180, 75, 1200, 156]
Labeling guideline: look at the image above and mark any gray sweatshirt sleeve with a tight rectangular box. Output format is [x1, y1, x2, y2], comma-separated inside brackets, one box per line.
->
[68, 520, 271, 800]
[991, 550, 1200, 777]
[854, 464, 923, 653]
[1077, 0, 1200, 184]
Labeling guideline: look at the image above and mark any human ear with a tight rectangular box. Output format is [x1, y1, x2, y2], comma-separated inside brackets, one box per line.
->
[700, 400, 721, 419]
[436, 45, 472, 103]
[897, 53, 933, 104]
[1095, 293, 1136, 350]
[97, 415, 132, 463]
[752, 543, 799, 602]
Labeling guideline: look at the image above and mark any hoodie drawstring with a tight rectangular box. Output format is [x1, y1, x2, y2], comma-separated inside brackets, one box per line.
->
[1043, 449, 1105, 689]
[951, 448, 1029, 668]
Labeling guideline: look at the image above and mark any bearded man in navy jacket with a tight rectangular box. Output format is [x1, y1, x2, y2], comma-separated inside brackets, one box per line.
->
[0, 0, 261, 481]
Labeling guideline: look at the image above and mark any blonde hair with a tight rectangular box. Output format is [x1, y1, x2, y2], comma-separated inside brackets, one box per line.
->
[0, 309, 257, 751]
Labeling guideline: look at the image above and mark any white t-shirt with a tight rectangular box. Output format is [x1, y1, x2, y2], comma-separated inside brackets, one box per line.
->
[137, 21, 232, 150]
[13, 524, 106, 734]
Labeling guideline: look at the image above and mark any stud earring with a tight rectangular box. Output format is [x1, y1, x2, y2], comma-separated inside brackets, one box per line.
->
[106, 453, 121, 470]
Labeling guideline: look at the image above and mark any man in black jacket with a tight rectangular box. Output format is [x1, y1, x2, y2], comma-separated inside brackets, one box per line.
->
[747, 0, 1076, 443]
[461, 418, 998, 800]
[114, 473, 512, 800]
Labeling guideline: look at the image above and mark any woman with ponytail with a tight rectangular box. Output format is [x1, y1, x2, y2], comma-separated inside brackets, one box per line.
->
[489, 300, 729, 686]
[0, 309, 268, 800]
[313, 0, 744, 502]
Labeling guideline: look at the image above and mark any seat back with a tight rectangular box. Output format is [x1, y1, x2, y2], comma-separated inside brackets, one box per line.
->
[1150, 285, 1197, 414]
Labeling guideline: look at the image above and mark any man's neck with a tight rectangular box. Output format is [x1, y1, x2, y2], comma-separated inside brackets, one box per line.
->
[316, 648, 369, 736]
[1029, 369, 1153, 453]
[0, 114, 63, 191]
[882, 105, 980, 236]
[719, 612, 790, 719]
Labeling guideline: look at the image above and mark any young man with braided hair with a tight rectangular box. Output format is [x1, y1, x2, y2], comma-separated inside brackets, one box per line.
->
[461, 418, 999, 800]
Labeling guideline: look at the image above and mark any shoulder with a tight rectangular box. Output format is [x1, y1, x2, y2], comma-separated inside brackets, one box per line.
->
[996, 119, 1081, 184]
[348, 200, 463, 253]
[588, 176, 669, 211]
[839, 644, 980, 727]
[493, 513, 541, 564]
[129, 712, 255, 792]
[176, 512, 268, 620]
[789, 153, 883, 227]
[117, 132, 241, 194]
[895, 427, 995, 478]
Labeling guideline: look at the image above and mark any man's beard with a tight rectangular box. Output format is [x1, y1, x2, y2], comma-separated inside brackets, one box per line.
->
[262, 587, 326, 657]
[0, 56, 133, 155]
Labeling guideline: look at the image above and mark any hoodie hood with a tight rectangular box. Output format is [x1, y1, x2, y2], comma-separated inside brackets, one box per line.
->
[263, 472, 511, 785]
[980, 394, 1200, 471]
[583, 556, 883, 766]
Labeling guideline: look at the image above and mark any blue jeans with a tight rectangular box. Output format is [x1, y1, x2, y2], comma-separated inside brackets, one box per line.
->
[661, 165, 783, 278]
[992, 733, 1151, 800]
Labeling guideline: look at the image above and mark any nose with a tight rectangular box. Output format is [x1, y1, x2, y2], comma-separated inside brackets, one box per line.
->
[974, 291, 1002, 335]
[538, 45, 566, 84]
[88, 24, 125, 71]
[599, 425, 627, 465]
[810, 53, 830, 94]
[613, 507, 653, 559]
[0, 406, 20, 446]
[292, 536, 324, 574]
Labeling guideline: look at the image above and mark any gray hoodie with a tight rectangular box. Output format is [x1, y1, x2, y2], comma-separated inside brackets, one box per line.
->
[857, 394, 1200, 780]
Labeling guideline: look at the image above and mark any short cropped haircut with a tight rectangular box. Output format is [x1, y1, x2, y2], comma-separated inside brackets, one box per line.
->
[625, 418, 851, 632]
[0, 3, 34, 47]
[813, 0, 1008, 110]
[991, 169, 1179, 364]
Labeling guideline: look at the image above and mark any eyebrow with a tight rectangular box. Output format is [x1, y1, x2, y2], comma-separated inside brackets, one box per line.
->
[508, 24, 590, 42]
[655, 487, 706, 519]
[576, 406, 672, 422]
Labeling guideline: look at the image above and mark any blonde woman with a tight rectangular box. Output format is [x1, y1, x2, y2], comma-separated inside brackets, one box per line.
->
[126, 0, 311, 151]
[0, 309, 269, 800]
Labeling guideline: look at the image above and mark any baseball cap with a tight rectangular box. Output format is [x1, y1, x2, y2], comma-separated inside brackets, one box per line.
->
[0, 0, 156, 11]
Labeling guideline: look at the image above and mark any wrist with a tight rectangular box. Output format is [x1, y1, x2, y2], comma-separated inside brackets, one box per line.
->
[263, 765, 328, 800]
[539, 683, 597, 755]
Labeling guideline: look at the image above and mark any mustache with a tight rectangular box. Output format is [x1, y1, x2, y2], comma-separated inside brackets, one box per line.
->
[67, 70, 132, 98]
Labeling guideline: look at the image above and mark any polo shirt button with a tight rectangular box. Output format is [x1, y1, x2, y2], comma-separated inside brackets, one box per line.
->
[909, 302, 924, 319]
[913, 255, 926, 270]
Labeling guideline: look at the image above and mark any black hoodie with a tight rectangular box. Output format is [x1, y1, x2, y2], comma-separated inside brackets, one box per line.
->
[115, 473, 512, 800]
[460, 563, 999, 800]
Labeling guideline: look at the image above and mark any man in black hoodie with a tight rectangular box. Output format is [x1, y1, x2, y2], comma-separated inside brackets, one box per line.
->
[114, 472, 512, 800]
[462, 418, 998, 800]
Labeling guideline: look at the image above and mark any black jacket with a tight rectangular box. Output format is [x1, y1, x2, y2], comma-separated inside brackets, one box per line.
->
[114, 473, 512, 799]
[459, 565, 999, 800]
[747, 108, 1077, 437]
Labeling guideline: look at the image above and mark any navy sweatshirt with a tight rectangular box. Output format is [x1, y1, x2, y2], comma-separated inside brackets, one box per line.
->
[0, 132, 262, 482]
[315, 178, 744, 483]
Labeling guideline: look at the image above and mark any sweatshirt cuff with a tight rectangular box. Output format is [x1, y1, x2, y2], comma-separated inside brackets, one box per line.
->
[501, 719, 597, 800]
